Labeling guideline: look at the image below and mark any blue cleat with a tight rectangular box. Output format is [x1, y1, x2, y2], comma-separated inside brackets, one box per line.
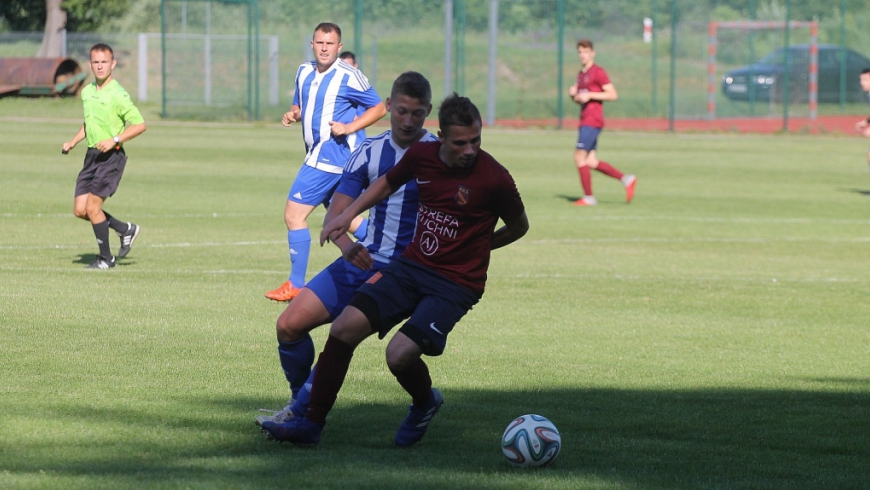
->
[260, 417, 323, 448]
[395, 388, 444, 447]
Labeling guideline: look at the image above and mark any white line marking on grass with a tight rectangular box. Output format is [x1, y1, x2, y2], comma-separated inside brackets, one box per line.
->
[0, 240, 285, 251]
[0, 212, 270, 219]
[502, 273, 865, 284]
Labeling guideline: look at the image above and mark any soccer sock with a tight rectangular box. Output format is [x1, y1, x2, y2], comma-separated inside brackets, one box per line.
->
[595, 161, 624, 180]
[352, 218, 369, 241]
[290, 365, 316, 417]
[390, 357, 433, 408]
[306, 335, 355, 425]
[92, 220, 112, 259]
[277, 335, 315, 399]
[101, 211, 129, 234]
[579, 166, 593, 196]
[287, 228, 311, 288]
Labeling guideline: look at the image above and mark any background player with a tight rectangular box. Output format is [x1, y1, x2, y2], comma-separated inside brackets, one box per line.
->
[265, 23, 386, 302]
[260, 94, 529, 447]
[853, 68, 870, 173]
[339, 50, 369, 145]
[256, 72, 437, 426]
[568, 38, 636, 206]
[62, 43, 146, 269]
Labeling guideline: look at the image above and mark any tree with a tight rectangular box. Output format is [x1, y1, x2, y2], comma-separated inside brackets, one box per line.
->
[37, 0, 66, 57]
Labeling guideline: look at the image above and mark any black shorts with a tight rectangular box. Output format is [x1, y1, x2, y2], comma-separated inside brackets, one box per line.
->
[75, 147, 127, 198]
[349, 257, 480, 356]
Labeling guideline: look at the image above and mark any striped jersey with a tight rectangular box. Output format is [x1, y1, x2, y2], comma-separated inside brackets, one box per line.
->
[293, 59, 381, 174]
[335, 130, 439, 264]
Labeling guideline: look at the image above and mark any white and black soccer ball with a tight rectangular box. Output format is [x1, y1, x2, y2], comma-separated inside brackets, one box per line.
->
[501, 414, 561, 468]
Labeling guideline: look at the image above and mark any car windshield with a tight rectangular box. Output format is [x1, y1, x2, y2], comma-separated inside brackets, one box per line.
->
[757, 48, 809, 66]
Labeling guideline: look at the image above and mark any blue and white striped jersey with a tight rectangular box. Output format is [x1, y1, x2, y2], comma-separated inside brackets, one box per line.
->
[336, 130, 439, 263]
[292, 59, 381, 174]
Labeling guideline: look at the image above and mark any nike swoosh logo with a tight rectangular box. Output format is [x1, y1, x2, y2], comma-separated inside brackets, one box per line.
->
[416, 179, 431, 184]
[429, 322, 443, 335]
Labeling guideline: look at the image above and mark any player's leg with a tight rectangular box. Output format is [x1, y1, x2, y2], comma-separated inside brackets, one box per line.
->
[388, 277, 477, 447]
[84, 193, 114, 268]
[259, 304, 376, 446]
[266, 165, 339, 302]
[573, 127, 596, 206]
[102, 211, 140, 258]
[73, 193, 89, 220]
[590, 134, 637, 203]
[256, 287, 330, 426]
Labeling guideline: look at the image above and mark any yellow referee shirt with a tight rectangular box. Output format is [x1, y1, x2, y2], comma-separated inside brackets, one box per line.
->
[81, 79, 144, 148]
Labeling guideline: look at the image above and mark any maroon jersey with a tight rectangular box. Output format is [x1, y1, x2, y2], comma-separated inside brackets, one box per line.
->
[576, 64, 610, 128]
[385, 141, 525, 295]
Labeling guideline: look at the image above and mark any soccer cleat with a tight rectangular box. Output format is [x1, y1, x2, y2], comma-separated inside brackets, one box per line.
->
[260, 416, 323, 447]
[255, 399, 296, 427]
[572, 196, 598, 207]
[86, 256, 115, 269]
[395, 388, 444, 447]
[265, 281, 302, 302]
[623, 175, 637, 203]
[117, 223, 140, 259]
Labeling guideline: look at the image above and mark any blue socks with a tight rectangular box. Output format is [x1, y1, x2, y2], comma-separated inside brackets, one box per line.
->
[290, 365, 316, 417]
[277, 335, 315, 400]
[287, 228, 311, 288]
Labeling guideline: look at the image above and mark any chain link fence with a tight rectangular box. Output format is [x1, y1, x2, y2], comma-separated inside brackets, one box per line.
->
[3, 0, 870, 126]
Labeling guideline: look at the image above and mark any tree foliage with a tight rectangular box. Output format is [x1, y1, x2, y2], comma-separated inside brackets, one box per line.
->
[1, 0, 128, 32]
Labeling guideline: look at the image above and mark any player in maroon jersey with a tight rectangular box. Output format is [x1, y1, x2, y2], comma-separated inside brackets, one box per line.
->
[259, 93, 529, 447]
[568, 38, 636, 206]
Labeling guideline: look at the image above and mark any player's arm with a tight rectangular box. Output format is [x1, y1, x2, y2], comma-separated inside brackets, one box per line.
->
[581, 82, 618, 103]
[491, 211, 529, 251]
[62, 124, 86, 154]
[855, 116, 869, 131]
[330, 102, 386, 136]
[323, 192, 374, 270]
[282, 105, 301, 127]
[320, 175, 396, 246]
[94, 122, 146, 153]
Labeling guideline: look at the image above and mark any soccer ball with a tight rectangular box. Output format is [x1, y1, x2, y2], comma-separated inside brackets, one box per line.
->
[501, 414, 561, 468]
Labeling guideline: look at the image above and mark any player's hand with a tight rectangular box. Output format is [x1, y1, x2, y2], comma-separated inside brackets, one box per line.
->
[856, 119, 868, 131]
[341, 242, 374, 270]
[61, 141, 75, 155]
[320, 217, 351, 246]
[568, 85, 578, 97]
[329, 121, 350, 137]
[282, 109, 299, 127]
[575, 92, 591, 104]
[95, 138, 118, 153]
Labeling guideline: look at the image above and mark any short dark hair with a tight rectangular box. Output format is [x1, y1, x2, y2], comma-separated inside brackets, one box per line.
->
[577, 38, 594, 50]
[314, 22, 341, 41]
[391, 71, 432, 106]
[90, 43, 114, 58]
[862, 68, 870, 76]
[438, 93, 481, 132]
[339, 51, 356, 63]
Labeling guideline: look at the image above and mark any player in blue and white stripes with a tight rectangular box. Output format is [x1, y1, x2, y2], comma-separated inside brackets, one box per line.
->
[257, 71, 436, 427]
[266, 22, 386, 303]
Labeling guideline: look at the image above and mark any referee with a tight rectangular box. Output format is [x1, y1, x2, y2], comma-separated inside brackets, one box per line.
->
[62, 43, 146, 269]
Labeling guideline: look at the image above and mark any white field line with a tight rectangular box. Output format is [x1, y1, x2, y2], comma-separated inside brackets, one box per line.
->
[529, 237, 870, 245]
[0, 240, 285, 251]
[0, 212, 270, 219]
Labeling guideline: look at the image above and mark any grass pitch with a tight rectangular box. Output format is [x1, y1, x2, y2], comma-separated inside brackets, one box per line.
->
[1, 99, 869, 489]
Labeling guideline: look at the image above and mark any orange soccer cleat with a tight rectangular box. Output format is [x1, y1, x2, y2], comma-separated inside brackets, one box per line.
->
[623, 175, 637, 203]
[573, 196, 598, 207]
[265, 281, 302, 302]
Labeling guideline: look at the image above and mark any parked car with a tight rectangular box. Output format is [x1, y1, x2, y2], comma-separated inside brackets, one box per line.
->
[721, 44, 870, 103]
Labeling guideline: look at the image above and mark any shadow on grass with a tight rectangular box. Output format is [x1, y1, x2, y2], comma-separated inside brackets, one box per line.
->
[843, 188, 870, 197]
[2, 387, 868, 489]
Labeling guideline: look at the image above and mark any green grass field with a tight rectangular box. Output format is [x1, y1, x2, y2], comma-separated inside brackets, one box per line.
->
[1, 99, 869, 489]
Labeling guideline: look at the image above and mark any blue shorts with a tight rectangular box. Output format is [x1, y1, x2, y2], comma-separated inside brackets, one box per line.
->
[576, 126, 602, 152]
[288, 164, 342, 207]
[350, 257, 480, 356]
[305, 256, 388, 319]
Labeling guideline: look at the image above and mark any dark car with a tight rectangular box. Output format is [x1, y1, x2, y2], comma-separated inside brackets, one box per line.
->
[721, 44, 870, 103]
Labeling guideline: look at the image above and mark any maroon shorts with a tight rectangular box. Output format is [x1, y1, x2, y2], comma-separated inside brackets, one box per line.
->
[75, 147, 127, 198]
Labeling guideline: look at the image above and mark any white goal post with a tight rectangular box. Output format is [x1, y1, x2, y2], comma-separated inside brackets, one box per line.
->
[137, 32, 279, 107]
